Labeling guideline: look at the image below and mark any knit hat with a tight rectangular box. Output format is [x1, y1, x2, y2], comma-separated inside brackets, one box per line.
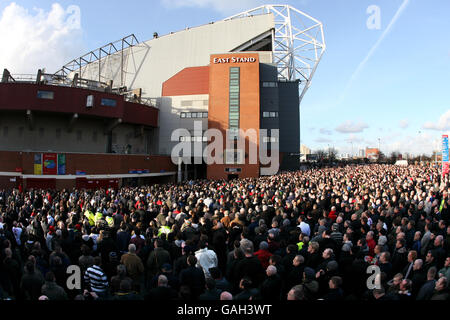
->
[259, 241, 269, 250]
[304, 267, 315, 280]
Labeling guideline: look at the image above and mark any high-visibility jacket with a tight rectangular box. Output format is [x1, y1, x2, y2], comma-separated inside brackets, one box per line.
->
[440, 199, 445, 212]
[106, 216, 114, 227]
[297, 241, 305, 251]
[94, 212, 103, 224]
[158, 226, 171, 237]
[84, 210, 95, 226]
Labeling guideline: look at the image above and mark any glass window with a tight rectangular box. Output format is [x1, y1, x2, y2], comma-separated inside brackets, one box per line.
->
[191, 112, 197, 118]
[185, 113, 192, 118]
[263, 112, 270, 118]
[37, 90, 54, 99]
[270, 112, 276, 118]
[180, 112, 186, 118]
[101, 98, 117, 107]
[202, 112, 208, 118]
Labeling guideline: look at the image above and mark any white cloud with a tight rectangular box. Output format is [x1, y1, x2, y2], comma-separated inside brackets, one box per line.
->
[346, 134, 365, 143]
[379, 131, 444, 156]
[314, 137, 332, 143]
[335, 121, 369, 133]
[319, 128, 332, 135]
[0, 2, 85, 74]
[423, 110, 450, 131]
[399, 119, 409, 129]
[160, 0, 269, 15]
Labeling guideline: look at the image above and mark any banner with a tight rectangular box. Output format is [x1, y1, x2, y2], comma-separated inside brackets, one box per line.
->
[34, 153, 42, 175]
[442, 135, 449, 176]
[43, 153, 57, 175]
[57, 154, 66, 175]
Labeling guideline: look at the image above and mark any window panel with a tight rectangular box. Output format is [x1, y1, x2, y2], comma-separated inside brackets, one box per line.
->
[37, 90, 54, 99]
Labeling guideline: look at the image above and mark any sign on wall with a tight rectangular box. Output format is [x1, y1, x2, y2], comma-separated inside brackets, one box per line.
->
[43, 153, 57, 175]
[442, 135, 449, 176]
[34, 153, 42, 175]
[58, 154, 66, 175]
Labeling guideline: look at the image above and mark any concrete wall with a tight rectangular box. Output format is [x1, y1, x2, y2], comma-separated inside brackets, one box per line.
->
[0, 112, 156, 155]
[159, 94, 209, 156]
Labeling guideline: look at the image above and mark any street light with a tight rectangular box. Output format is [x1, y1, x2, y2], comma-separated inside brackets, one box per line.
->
[418, 131, 422, 163]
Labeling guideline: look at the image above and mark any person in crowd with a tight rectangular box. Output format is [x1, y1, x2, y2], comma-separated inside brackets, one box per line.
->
[0, 163, 447, 301]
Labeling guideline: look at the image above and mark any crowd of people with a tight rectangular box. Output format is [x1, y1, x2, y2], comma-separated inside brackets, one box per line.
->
[0, 164, 449, 301]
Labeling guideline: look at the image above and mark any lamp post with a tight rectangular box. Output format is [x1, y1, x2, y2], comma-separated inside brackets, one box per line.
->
[377, 138, 380, 161]
[418, 131, 422, 163]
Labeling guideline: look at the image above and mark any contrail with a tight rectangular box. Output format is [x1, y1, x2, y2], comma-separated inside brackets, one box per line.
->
[338, 0, 410, 104]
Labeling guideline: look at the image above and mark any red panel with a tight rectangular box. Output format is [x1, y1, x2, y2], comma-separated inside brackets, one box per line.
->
[26, 178, 56, 190]
[162, 66, 209, 96]
[0, 83, 158, 127]
[43, 153, 57, 175]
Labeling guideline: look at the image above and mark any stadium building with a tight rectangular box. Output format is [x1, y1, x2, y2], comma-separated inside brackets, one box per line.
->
[0, 4, 325, 189]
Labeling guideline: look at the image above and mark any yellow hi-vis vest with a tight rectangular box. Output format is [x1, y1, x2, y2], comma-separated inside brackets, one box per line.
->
[94, 212, 103, 224]
[297, 241, 304, 251]
[84, 210, 95, 226]
[158, 226, 171, 237]
[106, 216, 114, 227]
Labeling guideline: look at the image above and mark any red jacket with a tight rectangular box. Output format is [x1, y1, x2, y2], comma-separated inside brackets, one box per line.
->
[254, 249, 273, 270]
[367, 238, 376, 257]
[328, 210, 337, 221]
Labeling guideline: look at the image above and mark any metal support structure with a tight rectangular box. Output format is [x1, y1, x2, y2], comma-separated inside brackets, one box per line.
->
[54, 34, 139, 87]
[225, 4, 326, 103]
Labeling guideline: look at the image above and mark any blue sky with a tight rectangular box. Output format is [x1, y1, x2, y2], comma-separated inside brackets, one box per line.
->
[1, 0, 449, 156]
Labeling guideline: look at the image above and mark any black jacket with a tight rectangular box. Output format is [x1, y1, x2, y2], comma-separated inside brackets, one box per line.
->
[179, 266, 205, 298]
[260, 274, 282, 300]
[234, 256, 265, 288]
